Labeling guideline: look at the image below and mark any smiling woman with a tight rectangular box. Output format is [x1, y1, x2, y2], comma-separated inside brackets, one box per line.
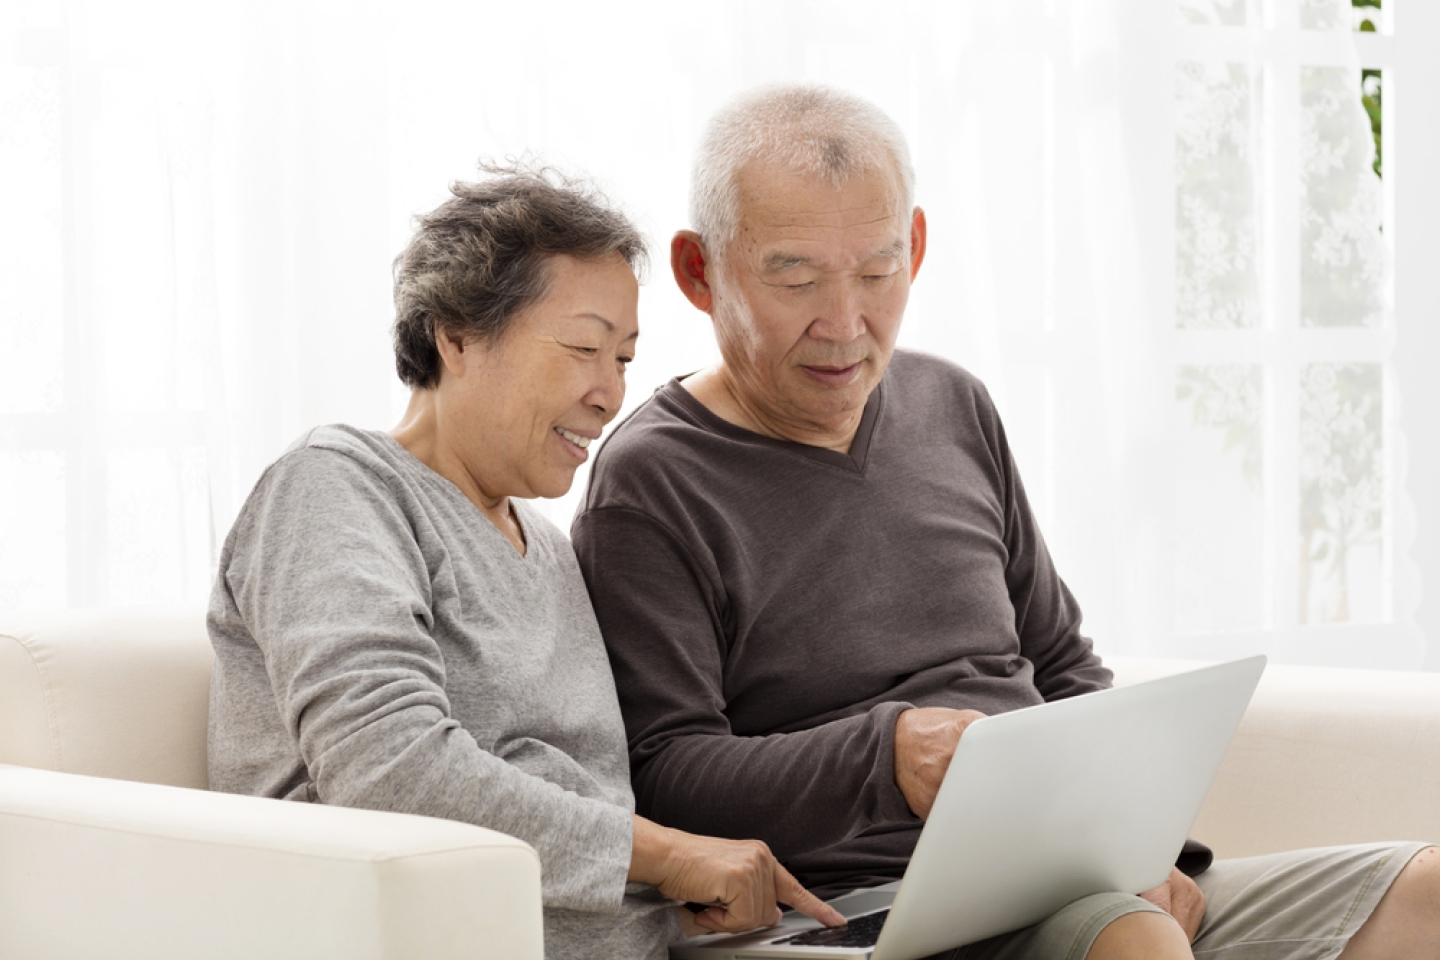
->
[391, 252, 640, 547]
[204, 162, 842, 960]
[385, 164, 647, 541]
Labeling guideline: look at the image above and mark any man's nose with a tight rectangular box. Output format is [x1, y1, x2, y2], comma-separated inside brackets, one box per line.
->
[808, 281, 866, 342]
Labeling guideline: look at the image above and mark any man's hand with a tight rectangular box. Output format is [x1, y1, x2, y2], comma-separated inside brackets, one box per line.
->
[631, 816, 845, 934]
[1139, 867, 1206, 943]
[893, 707, 986, 819]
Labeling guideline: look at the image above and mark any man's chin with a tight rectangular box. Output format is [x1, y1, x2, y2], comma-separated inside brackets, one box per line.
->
[785, 377, 876, 423]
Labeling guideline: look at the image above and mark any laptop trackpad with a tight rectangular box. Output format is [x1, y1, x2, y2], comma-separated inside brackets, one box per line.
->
[823, 883, 901, 921]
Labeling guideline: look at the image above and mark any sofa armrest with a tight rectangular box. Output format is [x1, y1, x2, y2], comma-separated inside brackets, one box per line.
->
[0, 604, 212, 788]
[1108, 657, 1440, 858]
[0, 763, 544, 960]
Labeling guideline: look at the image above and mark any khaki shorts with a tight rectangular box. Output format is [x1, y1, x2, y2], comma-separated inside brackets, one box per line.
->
[933, 841, 1430, 960]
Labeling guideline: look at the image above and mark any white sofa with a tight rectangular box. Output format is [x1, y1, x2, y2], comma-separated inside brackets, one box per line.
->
[0, 606, 543, 960]
[2, 607, 1438, 958]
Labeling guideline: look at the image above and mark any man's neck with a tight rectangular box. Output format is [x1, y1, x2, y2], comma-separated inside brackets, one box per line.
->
[680, 367, 865, 455]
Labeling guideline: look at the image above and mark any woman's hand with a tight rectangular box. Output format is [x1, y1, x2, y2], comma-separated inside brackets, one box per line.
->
[631, 815, 845, 934]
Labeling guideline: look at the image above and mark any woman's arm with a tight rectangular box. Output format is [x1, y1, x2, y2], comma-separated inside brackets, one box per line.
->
[215, 446, 635, 913]
[218, 442, 842, 929]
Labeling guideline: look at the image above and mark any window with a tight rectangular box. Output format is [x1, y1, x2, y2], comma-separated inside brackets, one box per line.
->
[1169, 0, 1431, 666]
[3, 2, 1436, 670]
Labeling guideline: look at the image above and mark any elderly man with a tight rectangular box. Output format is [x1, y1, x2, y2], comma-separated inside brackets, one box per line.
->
[571, 84, 1438, 960]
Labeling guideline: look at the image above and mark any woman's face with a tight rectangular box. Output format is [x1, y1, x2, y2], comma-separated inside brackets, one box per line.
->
[445, 253, 639, 501]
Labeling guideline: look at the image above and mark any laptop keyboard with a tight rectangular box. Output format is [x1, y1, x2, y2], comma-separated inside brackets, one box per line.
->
[771, 909, 889, 949]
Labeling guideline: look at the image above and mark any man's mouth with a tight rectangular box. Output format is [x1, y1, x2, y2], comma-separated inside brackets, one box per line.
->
[801, 362, 863, 385]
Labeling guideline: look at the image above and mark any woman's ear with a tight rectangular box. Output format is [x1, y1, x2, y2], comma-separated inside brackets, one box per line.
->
[434, 322, 471, 379]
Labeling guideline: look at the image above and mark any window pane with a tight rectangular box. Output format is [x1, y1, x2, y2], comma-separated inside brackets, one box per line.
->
[1301, 0, 1385, 33]
[1300, 0, 1348, 30]
[1176, 365, 1265, 634]
[1177, 62, 1261, 330]
[0, 451, 68, 611]
[1299, 363, 1382, 624]
[1361, 69, 1382, 179]
[1299, 66, 1385, 328]
[1178, 0, 1249, 26]
[0, 65, 65, 415]
[1351, 1, 1382, 33]
[91, 69, 186, 416]
[107, 447, 213, 605]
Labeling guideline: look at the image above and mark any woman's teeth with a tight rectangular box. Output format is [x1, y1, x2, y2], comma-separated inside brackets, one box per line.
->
[555, 427, 591, 449]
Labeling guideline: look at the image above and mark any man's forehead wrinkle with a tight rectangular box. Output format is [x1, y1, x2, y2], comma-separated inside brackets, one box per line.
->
[757, 240, 903, 267]
[761, 251, 814, 272]
[750, 200, 896, 227]
[747, 224, 908, 271]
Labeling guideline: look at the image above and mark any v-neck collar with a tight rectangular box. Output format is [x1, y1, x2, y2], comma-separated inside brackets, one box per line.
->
[379, 431, 540, 566]
[661, 376, 884, 476]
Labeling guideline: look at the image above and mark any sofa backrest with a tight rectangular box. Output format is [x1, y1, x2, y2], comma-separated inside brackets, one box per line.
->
[0, 605, 212, 789]
[1111, 655, 1440, 857]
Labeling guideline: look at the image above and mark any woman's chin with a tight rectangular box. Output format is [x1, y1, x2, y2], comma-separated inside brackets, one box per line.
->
[529, 468, 580, 501]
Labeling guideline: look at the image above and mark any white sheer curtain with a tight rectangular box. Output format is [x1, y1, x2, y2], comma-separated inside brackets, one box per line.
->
[3, 0, 1437, 670]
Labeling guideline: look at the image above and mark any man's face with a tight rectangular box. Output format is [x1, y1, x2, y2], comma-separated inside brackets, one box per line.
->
[708, 163, 919, 440]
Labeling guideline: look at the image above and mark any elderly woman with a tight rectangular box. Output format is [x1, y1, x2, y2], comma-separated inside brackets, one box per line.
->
[206, 164, 841, 960]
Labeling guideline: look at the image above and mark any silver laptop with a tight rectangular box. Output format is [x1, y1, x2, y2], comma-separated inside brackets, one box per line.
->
[671, 656, 1266, 960]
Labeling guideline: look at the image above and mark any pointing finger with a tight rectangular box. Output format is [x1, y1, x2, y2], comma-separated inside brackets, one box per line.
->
[775, 863, 846, 927]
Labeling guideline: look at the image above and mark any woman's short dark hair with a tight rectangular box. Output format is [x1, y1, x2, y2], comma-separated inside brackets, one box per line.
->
[391, 161, 648, 389]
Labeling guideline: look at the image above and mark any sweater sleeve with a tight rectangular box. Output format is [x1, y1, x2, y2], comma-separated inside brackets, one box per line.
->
[218, 448, 633, 913]
[981, 392, 1113, 701]
[573, 505, 918, 860]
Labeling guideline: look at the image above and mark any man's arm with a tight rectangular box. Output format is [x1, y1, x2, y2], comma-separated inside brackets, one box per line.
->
[574, 506, 918, 859]
[978, 396, 1216, 885]
[980, 393, 1112, 700]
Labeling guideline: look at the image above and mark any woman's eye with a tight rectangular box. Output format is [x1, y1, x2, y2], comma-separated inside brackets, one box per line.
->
[566, 344, 599, 356]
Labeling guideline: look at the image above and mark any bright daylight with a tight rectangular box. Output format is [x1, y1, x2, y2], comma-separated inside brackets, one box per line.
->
[2, 2, 1439, 959]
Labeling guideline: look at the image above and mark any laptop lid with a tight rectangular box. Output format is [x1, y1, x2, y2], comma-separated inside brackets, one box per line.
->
[871, 655, 1265, 960]
[672, 656, 1265, 960]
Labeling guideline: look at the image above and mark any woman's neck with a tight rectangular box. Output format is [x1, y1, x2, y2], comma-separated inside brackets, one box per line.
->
[390, 388, 526, 554]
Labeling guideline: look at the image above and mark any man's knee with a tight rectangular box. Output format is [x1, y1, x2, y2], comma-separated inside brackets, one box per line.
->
[1377, 845, 1440, 921]
[1391, 845, 1440, 916]
[1086, 910, 1192, 960]
[1338, 844, 1440, 960]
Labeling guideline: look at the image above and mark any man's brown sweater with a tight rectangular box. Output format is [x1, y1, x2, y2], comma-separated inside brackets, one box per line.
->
[573, 350, 1130, 897]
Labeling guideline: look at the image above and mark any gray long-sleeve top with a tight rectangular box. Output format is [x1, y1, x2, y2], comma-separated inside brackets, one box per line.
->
[572, 351, 1114, 898]
[208, 425, 678, 960]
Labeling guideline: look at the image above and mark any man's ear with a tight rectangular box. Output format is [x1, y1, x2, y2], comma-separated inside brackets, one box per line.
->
[908, 207, 928, 282]
[671, 231, 715, 313]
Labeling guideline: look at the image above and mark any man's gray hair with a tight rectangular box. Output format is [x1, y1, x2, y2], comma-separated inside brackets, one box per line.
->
[689, 83, 916, 253]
